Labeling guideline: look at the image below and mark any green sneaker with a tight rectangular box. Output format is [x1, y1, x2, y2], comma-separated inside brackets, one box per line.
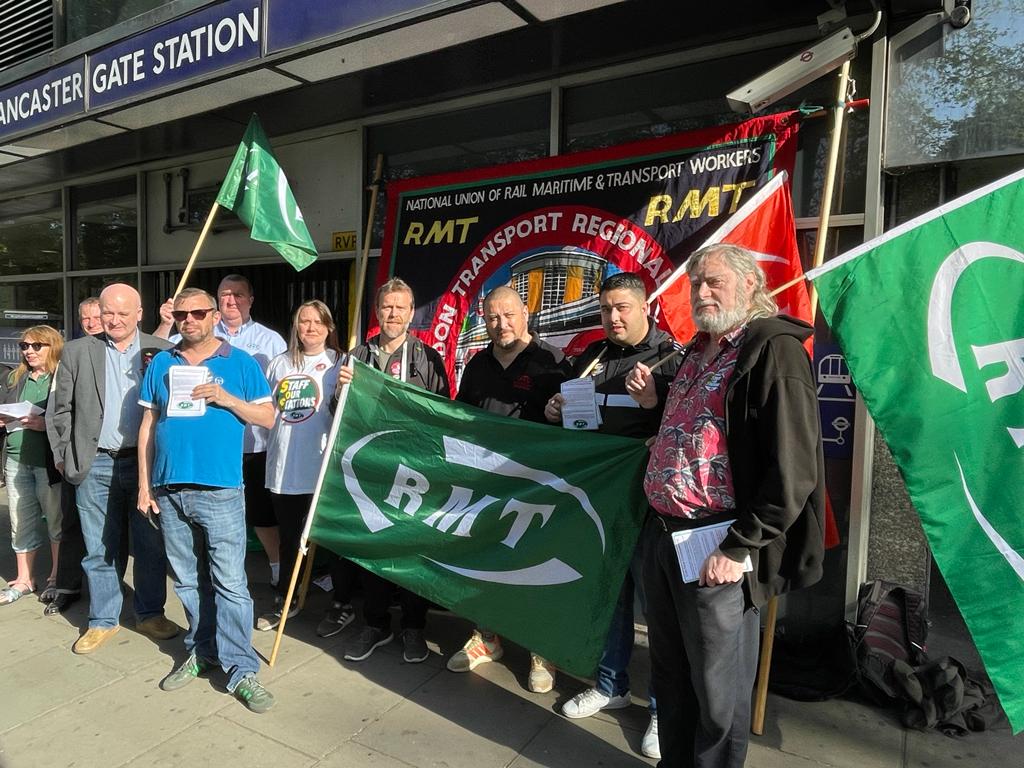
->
[160, 653, 212, 691]
[233, 675, 275, 713]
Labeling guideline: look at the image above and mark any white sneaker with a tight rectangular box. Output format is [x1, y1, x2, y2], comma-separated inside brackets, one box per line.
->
[528, 653, 556, 693]
[446, 631, 503, 672]
[641, 714, 660, 759]
[561, 687, 631, 718]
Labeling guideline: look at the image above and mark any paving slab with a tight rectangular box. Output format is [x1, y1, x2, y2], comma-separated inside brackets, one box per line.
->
[127, 715, 317, 768]
[315, 741, 419, 768]
[509, 708, 654, 768]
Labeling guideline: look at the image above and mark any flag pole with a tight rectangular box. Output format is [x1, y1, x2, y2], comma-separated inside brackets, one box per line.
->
[751, 60, 853, 737]
[173, 203, 221, 297]
[348, 155, 385, 350]
[269, 359, 355, 667]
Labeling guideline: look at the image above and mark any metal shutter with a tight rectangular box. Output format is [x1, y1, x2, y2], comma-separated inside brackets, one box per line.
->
[0, 0, 53, 72]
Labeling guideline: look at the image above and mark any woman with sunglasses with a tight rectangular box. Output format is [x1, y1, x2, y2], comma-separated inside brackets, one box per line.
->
[0, 326, 64, 605]
[256, 301, 343, 631]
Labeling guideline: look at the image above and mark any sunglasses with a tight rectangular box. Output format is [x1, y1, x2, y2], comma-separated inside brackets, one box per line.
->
[19, 342, 50, 351]
[171, 307, 217, 322]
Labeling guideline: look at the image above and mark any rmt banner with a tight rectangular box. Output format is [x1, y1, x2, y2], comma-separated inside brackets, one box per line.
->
[377, 113, 799, 388]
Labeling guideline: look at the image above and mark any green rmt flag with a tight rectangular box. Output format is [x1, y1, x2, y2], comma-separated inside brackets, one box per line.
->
[808, 168, 1024, 733]
[306, 361, 650, 676]
[215, 114, 318, 271]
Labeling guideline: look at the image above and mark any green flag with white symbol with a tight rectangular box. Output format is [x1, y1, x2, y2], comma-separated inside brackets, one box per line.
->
[808, 168, 1024, 733]
[308, 360, 650, 676]
[216, 114, 318, 271]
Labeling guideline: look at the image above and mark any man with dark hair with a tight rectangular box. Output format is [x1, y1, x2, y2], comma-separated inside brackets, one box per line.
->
[336, 277, 450, 664]
[448, 285, 572, 693]
[545, 271, 679, 759]
[48, 284, 177, 653]
[629, 244, 825, 767]
[156, 275, 287, 588]
[139, 287, 277, 712]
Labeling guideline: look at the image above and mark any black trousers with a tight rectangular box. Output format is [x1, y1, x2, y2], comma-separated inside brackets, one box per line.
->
[269, 492, 311, 599]
[54, 479, 102, 594]
[642, 516, 759, 768]
[362, 570, 428, 632]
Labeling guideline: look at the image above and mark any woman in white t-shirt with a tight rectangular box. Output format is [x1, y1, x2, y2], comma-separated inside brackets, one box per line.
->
[257, 300, 342, 631]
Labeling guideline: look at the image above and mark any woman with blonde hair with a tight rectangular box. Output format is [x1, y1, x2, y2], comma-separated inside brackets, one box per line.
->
[0, 325, 64, 605]
[257, 301, 344, 631]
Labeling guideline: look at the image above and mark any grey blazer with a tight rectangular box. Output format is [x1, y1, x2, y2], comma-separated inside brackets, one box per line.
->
[46, 332, 172, 485]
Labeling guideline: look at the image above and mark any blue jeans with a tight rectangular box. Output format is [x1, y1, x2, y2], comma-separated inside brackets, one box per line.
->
[156, 485, 257, 691]
[4, 457, 60, 552]
[77, 453, 167, 628]
[596, 543, 657, 713]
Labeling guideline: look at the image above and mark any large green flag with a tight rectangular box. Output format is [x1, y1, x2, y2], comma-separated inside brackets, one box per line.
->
[808, 168, 1024, 733]
[307, 360, 650, 676]
[215, 114, 318, 271]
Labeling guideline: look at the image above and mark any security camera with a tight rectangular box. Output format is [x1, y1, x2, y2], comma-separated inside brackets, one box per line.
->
[948, 0, 971, 29]
[726, 27, 858, 113]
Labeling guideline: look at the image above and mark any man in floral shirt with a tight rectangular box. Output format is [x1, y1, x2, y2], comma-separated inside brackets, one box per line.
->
[626, 244, 825, 768]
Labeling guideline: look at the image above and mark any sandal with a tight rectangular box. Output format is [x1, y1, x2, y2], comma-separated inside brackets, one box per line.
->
[0, 582, 34, 605]
[38, 579, 58, 604]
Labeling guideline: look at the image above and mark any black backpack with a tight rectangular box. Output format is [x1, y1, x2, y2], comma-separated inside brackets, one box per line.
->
[850, 580, 928, 703]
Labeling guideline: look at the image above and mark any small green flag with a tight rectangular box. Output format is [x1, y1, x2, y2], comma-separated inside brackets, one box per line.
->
[808, 168, 1024, 733]
[309, 361, 650, 676]
[216, 114, 318, 271]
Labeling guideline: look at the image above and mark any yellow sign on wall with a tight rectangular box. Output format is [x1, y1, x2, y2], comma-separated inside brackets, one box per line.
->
[332, 231, 357, 252]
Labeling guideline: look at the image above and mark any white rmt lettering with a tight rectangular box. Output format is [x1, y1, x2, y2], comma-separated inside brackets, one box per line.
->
[384, 463, 429, 515]
[421, 486, 498, 537]
[499, 500, 554, 548]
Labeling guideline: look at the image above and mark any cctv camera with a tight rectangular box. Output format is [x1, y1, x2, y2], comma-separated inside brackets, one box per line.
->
[726, 27, 858, 113]
[949, 0, 971, 29]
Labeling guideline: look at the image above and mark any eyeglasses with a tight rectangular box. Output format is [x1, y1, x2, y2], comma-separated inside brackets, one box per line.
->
[171, 307, 217, 322]
[18, 342, 50, 351]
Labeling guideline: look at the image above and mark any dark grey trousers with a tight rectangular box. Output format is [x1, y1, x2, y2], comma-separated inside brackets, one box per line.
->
[643, 516, 759, 768]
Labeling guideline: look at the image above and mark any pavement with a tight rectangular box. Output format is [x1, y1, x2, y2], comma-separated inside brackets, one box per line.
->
[0, 490, 1019, 768]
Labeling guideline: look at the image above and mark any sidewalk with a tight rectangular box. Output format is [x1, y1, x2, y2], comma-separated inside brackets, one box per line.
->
[0, 493, 1018, 768]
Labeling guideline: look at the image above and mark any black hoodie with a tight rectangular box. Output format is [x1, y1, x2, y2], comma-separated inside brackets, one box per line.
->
[677, 315, 826, 608]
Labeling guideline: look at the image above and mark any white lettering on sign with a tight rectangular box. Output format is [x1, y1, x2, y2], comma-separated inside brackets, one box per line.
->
[0, 72, 84, 128]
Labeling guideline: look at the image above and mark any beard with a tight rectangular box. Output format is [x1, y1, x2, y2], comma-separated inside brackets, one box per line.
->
[693, 299, 749, 336]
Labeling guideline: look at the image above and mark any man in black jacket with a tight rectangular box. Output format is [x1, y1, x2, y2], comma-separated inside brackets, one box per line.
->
[629, 244, 824, 768]
[544, 272, 679, 759]
[337, 277, 450, 665]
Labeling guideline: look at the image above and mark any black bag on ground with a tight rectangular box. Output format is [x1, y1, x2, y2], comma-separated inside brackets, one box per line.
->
[849, 580, 928, 703]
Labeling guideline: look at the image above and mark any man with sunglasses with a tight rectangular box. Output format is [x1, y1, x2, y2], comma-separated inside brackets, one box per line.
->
[138, 287, 277, 713]
[155, 275, 286, 589]
[48, 283, 178, 654]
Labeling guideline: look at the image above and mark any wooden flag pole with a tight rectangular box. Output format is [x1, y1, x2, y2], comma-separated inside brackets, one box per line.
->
[348, 154, 385, 350]
[751, 60, 853, 737]
[173, 203, 221, 297]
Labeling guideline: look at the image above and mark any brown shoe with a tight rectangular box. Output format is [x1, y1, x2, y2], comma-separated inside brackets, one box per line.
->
[73, 626, 121, 654]
[136, 616, 180, 641]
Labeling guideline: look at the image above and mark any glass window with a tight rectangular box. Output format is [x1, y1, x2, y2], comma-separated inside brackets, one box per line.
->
[366, 95, 550, 245]
[0, 192, 63, 277]
[0, 279, 64, 319]
[65, 0, 181, 44]
[886, 0, 1024, 167]
[72, 178, 138, 271]
[70, 273, 137, 305]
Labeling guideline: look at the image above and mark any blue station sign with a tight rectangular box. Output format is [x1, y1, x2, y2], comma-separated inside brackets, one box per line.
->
[266, 0, 454, 53]
[88, 0, 262, 110]
[0, 59, 86, 142]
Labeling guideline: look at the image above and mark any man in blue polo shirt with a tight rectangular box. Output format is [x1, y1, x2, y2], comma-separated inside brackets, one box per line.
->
[137, 287, 277, 713]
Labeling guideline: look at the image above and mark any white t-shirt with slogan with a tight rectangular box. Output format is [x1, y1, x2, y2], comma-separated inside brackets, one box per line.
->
[264, 349, 340, 495]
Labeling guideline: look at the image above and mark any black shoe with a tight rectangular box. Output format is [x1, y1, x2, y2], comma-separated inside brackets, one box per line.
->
[316, 602, 355, 638]
[43, 592, 80, 616]
[401, 628, 429, 663]
[343, 626, 393, 661]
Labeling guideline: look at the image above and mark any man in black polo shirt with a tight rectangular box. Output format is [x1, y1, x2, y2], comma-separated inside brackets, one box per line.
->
[544, 272, 680, 759]
[448, 285, 572, 693]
